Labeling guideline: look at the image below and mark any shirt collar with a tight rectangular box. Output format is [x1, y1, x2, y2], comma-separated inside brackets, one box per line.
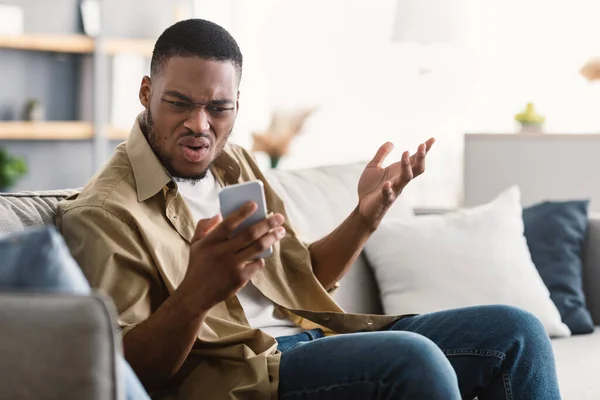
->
[126, 114, 241, 202]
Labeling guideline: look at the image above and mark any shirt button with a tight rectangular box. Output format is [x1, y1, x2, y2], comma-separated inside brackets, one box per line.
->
[366, 320, 374, 329]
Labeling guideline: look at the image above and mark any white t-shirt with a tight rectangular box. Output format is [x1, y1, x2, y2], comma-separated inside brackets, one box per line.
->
[177, 171, 303, 338]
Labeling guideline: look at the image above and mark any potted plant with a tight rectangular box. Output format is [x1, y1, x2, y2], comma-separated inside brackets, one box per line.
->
[0, 148, 27, 192]
[514, 102, 545, 134]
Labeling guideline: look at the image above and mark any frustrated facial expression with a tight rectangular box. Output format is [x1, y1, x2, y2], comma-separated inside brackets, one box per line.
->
[139, 56, 239, 182]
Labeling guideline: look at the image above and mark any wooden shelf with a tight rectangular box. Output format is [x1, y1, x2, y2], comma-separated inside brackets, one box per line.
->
[0, 122, 93, 140]
[0, 34, 153, 56]
[0, 122, 130, 140]
[0, 34, 93, 53]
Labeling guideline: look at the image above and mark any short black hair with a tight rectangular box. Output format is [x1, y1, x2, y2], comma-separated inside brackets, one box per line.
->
[150, 19, 243, 83]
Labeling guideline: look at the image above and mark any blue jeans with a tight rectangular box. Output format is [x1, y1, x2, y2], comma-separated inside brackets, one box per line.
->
[0, 226, 150, 400]
[278, 305, 561, 400]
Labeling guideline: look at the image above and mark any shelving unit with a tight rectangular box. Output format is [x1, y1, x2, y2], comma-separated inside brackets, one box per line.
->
[0, 34, 93, 53]
[0, 121, 93, 140]
[0, 34, 153, 56]
[0, 30, 152, 168]
[0, 122, 129, 140]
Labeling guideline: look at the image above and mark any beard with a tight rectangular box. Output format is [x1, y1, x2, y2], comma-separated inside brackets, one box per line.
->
[143, 108, 214, 184]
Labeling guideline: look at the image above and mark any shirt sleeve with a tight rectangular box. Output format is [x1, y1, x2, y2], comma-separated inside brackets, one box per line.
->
[60, 206, 163, 335]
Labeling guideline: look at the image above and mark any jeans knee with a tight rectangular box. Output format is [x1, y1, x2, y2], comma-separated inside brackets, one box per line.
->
[381, 332, 459, 396]
[392, 332, 441, 357]
[491, 305, 546, 337]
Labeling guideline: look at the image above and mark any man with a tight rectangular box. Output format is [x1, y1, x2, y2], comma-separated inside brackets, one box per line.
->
[58, 19, 561, 399]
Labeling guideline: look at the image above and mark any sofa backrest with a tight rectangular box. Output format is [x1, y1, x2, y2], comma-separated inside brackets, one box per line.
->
[583, 215, 600, 325]
[0, 190, 77, 234]
[0, 163, 414, 315]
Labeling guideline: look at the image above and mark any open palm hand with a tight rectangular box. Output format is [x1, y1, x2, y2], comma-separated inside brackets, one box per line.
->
[357, 138, 435, 230]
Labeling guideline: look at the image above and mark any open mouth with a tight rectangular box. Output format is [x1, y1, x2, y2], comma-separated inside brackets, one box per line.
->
[179, 136, 211, 163]
[180, 143, 210, 163]
[186, 144, 206, 151]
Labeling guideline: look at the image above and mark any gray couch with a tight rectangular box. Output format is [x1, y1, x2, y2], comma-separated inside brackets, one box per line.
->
[1, 162, 599, 399]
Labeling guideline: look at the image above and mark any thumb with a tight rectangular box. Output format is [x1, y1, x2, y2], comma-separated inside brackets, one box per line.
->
[192, 214, 223, 243]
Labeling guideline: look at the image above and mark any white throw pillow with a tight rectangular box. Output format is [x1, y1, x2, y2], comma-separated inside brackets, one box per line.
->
[365, 186, 571, 338]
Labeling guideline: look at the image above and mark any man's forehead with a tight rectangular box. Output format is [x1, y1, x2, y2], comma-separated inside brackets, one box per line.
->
[158, 56, 237, 98]
[162, 56, 236, 82]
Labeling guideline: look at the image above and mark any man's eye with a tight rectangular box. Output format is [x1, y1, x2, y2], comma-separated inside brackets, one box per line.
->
[168, 101, 188, 109]
[208, 106, 233, 113]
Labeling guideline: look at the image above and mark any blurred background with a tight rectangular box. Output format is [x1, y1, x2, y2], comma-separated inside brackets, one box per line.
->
[1, 0, 600, 209]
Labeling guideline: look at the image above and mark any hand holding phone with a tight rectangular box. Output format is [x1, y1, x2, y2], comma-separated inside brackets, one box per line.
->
[179, 183, 286, 313]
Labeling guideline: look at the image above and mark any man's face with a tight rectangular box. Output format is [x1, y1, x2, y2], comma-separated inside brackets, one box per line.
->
[139, 56, 239, 181]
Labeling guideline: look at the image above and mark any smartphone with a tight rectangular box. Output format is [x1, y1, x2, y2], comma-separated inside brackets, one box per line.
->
[218, 180, 273, 259]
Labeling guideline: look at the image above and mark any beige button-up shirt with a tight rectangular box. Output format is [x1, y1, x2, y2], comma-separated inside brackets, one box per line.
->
[57, 119, 400, 399]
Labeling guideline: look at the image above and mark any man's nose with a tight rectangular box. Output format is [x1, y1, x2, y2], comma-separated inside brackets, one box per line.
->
[185, 108, 210, 133]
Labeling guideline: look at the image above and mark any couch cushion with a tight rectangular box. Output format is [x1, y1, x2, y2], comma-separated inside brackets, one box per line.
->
[553, 331, 600, 399]
[365, 186, 570, 338]
[0, 190, 78, 234]
[264, 163, 414, 315]
[523, 199, 594, 334]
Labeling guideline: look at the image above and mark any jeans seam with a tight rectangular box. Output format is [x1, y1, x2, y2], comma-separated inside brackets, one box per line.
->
[282, 380, 389, 397]
[502, 370, 513, 400]
[443, 348, 506, 362]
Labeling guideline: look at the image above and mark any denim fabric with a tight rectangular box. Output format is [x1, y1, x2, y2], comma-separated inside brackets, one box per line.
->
[276, 329, 326, 353]
[0, 226, 150, 400]
[279, 305, 561, 400]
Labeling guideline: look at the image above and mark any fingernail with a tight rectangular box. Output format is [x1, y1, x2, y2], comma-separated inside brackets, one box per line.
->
[270, 214, 284, 228]
[276, 227, 286, 238]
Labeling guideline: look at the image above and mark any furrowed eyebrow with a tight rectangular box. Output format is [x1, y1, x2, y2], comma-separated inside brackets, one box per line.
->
[210, 99, 235, 106]
[163, 91, 234, 106]
[163, 91, 194, 103]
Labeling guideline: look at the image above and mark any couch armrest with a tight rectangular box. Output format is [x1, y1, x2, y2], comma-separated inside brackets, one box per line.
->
[583, 214, 600, 325]
[0, 292, 123, 400]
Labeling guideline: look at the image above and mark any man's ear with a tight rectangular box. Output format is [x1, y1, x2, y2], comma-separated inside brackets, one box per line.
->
[236, 91, 240, 113]
[139, 76, 152, 108]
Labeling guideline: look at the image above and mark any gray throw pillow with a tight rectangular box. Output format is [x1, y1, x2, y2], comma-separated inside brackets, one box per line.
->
[523, 200, 594, 334]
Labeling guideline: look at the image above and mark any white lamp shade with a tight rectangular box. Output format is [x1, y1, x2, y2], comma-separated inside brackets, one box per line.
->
[391, 0, 469, 45]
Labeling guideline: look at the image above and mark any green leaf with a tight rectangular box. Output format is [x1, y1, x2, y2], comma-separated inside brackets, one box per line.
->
[0, 147, 28, 189]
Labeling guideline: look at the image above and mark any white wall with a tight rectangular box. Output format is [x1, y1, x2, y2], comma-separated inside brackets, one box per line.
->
[196, 0, 600, 208]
